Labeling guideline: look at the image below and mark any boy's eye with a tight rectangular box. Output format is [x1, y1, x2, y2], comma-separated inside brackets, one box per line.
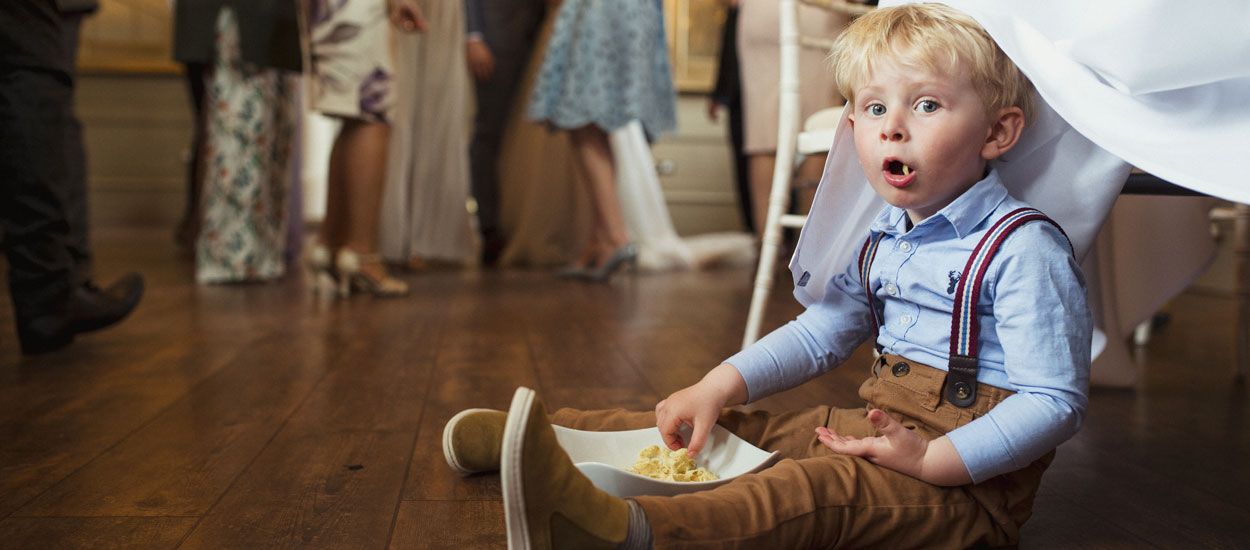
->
[867, 104, 886, 116]
[915, 100, 940, 113]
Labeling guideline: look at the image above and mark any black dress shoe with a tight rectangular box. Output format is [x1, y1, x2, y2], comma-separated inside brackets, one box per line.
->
[17, 272, 145, 355]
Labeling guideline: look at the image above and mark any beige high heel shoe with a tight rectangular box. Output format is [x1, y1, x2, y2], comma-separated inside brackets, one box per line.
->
[304, 242, 337, 292]
[334, 249, 409, 298]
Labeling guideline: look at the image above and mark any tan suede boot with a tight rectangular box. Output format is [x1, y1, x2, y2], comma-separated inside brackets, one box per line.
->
[442, 408, 507, 476]
[502, 387, 630, 550]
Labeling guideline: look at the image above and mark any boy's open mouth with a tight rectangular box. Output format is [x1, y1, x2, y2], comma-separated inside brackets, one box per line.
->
[882, 158, 917, 188]
[885, 159, 913, 176]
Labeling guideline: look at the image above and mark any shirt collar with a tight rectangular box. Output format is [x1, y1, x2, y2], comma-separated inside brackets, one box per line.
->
[868, 168, 1010, 238]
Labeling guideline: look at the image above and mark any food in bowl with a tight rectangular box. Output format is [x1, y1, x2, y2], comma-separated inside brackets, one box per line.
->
[627, 445, 719, 482]
[552, 424, 780, 498]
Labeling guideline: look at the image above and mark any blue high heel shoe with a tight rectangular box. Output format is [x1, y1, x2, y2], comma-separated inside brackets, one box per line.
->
[588, 243, 638, 283]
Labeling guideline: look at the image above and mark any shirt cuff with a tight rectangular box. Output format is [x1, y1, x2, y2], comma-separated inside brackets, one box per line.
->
[946, 416, 1016, 484]
[724, 340, 789, 403]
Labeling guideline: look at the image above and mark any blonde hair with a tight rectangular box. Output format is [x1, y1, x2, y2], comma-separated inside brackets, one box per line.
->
[830, 3, 1035, 123]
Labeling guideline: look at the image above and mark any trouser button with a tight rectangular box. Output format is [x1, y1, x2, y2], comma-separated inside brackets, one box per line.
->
[891, 362, 910, 377]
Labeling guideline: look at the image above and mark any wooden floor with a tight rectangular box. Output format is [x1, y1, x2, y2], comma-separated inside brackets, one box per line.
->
[1, 224, 1248, 549]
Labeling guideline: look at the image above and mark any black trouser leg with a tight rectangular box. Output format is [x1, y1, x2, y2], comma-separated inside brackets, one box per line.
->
[728, 96, 751, 234]
[469, 69, 525, 239]
[0, 68, 77, 322]
[178, 61, 208, 246]
[469, 3, 543, 239]
[60, 13, 91, 285]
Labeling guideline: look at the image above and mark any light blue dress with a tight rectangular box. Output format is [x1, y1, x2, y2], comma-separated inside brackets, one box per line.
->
[527, 0, 677, 141]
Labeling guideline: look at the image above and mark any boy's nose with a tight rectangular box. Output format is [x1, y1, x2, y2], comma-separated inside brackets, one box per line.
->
[880, 121, 907, 142]
[880, 112, 908, 142]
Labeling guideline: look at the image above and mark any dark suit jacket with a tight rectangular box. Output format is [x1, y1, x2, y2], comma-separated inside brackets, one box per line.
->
[463, 0, 545, 49]
[172, 0, 302, 72]
[0, 1, 66, 74]
[54, 0, 99, 14]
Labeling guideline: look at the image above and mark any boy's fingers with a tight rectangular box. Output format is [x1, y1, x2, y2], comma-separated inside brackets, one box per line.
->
[657, 415, 685, 450]
[687, 415, 712, 456]
[820, 431, 882, 458]
[867, 409, 905, 439]
[823, 435, 866, 456]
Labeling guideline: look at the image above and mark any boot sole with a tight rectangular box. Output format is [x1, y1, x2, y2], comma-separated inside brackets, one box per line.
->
[442, 408, 497, 476]
[502, 387, 536, 550]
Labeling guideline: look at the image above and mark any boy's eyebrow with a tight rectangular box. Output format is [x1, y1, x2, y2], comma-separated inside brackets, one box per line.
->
[855, 78, 957, 100]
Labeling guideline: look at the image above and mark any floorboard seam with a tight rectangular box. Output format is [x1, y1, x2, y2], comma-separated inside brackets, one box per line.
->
[383, 302, 448, 549]
[2, 337, 253, 521]
[170, 335, 337, 548]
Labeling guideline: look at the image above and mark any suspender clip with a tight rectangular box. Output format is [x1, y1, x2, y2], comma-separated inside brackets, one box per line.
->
[945, 354, 979, 408]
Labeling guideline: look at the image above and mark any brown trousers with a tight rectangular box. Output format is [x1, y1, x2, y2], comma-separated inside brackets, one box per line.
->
[551, 355, 1053, 549]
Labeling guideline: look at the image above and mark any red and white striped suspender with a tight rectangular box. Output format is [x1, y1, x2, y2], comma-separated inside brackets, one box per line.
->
[857, 231, 888, 352]
[857, 208, 1072, 408]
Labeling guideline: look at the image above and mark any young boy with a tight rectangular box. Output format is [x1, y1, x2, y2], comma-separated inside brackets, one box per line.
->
[442, 4, 1091, 548]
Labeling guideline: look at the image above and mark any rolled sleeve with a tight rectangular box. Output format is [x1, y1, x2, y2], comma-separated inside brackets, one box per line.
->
[727, 261, 874, 403]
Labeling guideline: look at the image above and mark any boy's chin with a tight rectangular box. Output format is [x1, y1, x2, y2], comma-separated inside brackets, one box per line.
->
[879, 194, 940, 221]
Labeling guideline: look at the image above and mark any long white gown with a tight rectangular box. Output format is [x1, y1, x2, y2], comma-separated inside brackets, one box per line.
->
[379, 0, 477, 264]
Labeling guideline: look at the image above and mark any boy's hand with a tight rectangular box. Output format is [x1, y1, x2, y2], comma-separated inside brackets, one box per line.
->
[816, 409, 928, 478]
[389, 0, 427, 32]
[816, 409, 973, 486]
[655, 363, 748, 457]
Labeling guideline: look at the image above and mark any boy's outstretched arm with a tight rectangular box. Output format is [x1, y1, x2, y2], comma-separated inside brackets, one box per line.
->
[816, 409, 973, 486]
[655, 363, 749, 457]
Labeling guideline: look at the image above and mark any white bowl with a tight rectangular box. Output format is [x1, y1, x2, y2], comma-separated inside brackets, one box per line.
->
[552, 424, 780, 498]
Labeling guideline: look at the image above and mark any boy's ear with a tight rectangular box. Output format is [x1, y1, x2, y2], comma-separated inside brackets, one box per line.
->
[981, 106, 1025, 161]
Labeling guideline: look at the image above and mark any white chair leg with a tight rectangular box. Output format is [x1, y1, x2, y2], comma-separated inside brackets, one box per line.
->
[743, 0, 802, 349]
[1234, 202, 1250, 382]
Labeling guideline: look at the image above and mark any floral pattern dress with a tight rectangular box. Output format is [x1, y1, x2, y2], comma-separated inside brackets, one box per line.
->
[305, 0, 395, 122]
[196, 7, 297, 283]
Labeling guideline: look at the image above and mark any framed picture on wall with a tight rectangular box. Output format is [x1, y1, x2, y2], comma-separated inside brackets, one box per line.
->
[78, 0, 178, 74]
[664, 0, 727, 93]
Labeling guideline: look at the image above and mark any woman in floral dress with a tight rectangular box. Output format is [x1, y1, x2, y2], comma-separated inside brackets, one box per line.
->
[189, 1, 302, 283]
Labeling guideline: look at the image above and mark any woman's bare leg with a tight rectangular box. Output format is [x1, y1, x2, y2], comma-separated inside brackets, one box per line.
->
[569, 125, 629, 264]
[320, 124, 349, 249]
[565, 141, 601, 269]
[334, 119, 395, 283]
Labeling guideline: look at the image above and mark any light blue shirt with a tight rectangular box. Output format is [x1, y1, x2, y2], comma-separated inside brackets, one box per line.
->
[727, 169, 1092, 483]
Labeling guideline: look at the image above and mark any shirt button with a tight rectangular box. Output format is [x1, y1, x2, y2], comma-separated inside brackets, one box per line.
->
[899, 314, 914, 325]
[899, 241, 913, 252]
[885, 283, 898, 296]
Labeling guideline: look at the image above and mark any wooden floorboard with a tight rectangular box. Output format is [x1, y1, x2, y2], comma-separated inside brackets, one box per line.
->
[389, 500, 506, 550]
[0, 517, 197, 550]
[1, 225, 1248, 547]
